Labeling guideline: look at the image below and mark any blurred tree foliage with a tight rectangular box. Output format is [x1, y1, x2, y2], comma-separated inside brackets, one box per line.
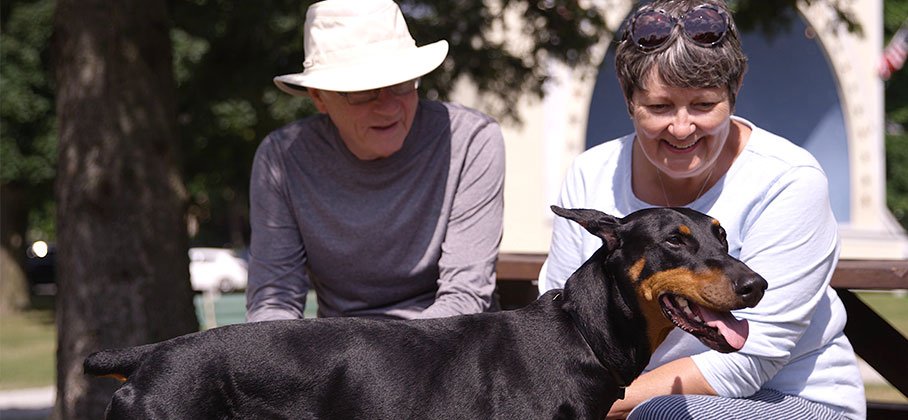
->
[166, 0, 609, 248]
[0, 0, 876, 262]
[884, 0, 908, 228]
[1, 0, 56, 239]
[168, 0, 317, 248]
[1, 0, 56, 312]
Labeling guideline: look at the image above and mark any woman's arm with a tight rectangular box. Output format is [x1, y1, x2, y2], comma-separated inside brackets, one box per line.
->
[541, 158, 593, 292]
[607, 357, 716, 419]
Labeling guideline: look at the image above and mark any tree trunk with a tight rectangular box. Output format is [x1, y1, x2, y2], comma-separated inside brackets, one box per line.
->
[52, 0, 199, 418]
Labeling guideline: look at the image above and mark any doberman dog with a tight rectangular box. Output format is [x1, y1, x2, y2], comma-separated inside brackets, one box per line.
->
[84, 206, 766, 419]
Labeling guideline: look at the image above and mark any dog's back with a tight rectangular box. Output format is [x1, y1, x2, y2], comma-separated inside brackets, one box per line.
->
[90, 304, 619, 419]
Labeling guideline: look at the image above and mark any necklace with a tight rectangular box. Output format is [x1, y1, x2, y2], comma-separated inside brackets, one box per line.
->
[655, 164, 716, 207]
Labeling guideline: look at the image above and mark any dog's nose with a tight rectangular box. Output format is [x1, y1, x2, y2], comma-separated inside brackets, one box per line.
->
[735, 275, 768, 307]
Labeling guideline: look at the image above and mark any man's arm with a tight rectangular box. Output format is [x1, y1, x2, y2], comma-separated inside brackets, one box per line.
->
[245, 134, 310, 322]
[417, 118, 505, 319]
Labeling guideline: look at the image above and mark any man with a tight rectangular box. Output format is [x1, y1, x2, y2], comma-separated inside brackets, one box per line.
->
[246, 0, 505, 321]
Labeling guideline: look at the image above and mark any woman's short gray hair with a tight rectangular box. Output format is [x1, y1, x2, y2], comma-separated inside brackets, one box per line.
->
[615, 0, 748, 110]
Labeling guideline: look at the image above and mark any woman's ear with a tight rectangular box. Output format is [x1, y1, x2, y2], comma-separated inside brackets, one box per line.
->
[307, 88, 329, 113]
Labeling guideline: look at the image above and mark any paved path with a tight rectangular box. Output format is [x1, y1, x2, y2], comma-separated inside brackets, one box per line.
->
[0, 386, 53, 419]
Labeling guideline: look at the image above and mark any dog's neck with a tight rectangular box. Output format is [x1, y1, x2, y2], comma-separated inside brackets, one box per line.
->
[561, 248, 652, 386]
[635, 294, 675, 354]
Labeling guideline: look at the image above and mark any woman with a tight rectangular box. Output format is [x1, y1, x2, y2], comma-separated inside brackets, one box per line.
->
[541, 1, 864, 418]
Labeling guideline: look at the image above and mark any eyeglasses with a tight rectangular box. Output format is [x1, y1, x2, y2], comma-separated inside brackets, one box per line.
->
[625, 5, 730, 51]
[336, 78, 420, 105]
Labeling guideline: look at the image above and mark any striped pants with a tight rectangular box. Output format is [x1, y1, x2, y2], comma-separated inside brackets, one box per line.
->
[628, 389, 845, 420]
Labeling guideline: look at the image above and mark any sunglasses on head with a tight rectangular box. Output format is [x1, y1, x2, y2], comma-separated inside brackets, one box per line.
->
[625, 4, 730, 51]
[336, 78, 421, 105]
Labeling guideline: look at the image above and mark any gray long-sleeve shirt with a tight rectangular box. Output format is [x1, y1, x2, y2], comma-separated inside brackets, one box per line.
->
[246, 100, 505, 321]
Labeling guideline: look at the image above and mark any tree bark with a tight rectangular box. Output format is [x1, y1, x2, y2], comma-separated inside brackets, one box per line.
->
[52, 0, 199, 418]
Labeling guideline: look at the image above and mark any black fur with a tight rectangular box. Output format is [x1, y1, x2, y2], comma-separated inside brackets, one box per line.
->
[85, 206, 766, 419]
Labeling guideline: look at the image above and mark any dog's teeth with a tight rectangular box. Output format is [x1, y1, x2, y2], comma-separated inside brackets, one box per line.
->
[677, 297, 689, 308]
[680, 300, 695, 317]
[676, 296, 704, 322]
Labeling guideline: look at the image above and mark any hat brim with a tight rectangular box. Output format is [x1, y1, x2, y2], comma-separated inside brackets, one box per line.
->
[273, 40, 448, 96]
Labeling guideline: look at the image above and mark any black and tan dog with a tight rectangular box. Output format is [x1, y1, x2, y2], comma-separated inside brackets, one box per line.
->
[85, 206, 766, 419]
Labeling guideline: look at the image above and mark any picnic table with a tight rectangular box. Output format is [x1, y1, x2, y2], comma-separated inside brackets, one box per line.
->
[494, 253, 908, 419]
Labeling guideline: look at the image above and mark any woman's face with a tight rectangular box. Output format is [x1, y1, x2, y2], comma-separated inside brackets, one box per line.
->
[630, 71, 734, 179]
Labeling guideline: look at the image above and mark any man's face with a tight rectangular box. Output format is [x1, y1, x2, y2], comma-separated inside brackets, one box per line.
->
[308, 83, 419, 160]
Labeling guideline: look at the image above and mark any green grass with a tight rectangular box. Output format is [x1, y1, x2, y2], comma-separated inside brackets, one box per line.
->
[0, 291, 905, 404]
[0, 306, 56, 390]
[855, 290, 908, 403]
[856, 290, 908, 336]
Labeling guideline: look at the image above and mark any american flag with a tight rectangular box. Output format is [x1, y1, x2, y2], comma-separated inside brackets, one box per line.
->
[880, 21, 908, 80]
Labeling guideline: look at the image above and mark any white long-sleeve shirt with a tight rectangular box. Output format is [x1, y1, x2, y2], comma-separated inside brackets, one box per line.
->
[542, 117, 865, 419]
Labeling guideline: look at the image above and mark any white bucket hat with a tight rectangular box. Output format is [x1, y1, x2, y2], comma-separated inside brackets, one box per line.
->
[273, 0, 449, 95]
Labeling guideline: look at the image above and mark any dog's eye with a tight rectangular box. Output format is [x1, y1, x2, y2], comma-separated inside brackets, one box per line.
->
[714, 225, 728, 247]
[666, 235, 684, 247]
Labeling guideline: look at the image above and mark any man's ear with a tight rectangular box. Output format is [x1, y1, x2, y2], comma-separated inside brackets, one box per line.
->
[308, 88, 329, 113]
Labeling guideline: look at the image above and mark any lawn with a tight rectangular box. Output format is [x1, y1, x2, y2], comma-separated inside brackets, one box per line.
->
[0, 305, 55, 390]
[1, 291, 906, 403]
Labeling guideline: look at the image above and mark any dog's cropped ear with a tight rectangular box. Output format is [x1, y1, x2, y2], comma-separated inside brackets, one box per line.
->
[551, 205, 622, 251]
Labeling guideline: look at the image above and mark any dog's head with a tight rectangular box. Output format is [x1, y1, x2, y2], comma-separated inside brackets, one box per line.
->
[553, 205, 767, 354]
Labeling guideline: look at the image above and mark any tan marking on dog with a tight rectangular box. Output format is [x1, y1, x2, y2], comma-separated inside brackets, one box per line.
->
[102, 373, 128, 383]
[633, 291, 674, 353]
[711, 219, 721, 226]
[628, 258, 646, 283]
[639, 268, 740, 311]
[678, 225, 691, 236]
[635, 267, 743, 352]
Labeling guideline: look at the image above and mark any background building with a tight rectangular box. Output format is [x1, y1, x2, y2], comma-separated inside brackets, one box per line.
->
[453, 0, 908, 259]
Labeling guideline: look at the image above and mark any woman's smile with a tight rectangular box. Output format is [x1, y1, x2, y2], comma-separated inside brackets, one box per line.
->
[662, 137, 702, 153]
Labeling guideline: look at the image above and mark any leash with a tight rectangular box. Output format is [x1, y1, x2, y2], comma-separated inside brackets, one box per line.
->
[553, 292, 628, 400]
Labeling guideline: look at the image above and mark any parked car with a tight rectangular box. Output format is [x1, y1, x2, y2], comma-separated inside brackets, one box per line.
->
[24, 240, 56, 295]
[188, 247, 248, 293]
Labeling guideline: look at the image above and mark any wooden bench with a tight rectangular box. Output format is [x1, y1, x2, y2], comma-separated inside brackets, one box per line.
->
[495, 253, 908, 419]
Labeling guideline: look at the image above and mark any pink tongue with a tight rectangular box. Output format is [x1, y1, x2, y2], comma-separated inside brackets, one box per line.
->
[701, 309, 749, 350]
